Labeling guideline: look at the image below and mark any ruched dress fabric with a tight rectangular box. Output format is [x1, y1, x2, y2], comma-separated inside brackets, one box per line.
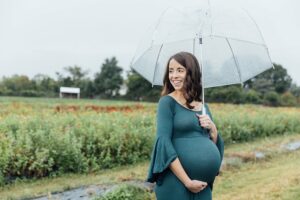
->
[147, 95, 224, 200]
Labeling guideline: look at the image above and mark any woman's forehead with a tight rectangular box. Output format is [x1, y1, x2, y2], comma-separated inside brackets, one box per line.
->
[169, 59, 184, 68]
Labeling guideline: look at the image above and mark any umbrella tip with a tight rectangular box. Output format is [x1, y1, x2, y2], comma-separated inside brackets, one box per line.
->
[272, 64, 275, 69]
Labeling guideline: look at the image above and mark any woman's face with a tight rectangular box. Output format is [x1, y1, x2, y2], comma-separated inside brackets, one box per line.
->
[168, 58, 187, 91]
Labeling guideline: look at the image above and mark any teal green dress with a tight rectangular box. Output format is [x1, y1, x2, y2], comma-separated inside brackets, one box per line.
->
[147, 95, 224, 200]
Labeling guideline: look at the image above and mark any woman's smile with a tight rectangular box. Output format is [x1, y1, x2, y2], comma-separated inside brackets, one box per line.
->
[172, 80, 183, 87]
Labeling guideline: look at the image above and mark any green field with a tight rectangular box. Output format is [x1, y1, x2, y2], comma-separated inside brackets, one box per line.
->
[0, 97, 300, 199]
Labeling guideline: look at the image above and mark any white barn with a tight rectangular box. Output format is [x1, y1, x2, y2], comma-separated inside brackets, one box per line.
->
[59, 87, 80, 99]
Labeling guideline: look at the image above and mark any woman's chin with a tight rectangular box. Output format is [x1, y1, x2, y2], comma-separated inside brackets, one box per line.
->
[172, 85, 183, 91]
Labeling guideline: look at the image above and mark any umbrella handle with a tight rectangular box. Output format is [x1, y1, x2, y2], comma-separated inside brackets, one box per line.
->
[201, 104, 213, 140]
[202, 104, 206, 115]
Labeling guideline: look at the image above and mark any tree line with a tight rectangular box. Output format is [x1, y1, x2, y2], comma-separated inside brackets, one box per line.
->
[0, 57, 299, 106]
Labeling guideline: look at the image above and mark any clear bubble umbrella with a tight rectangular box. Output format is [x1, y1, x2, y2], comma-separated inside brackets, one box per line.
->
[131, 4, 274, 114]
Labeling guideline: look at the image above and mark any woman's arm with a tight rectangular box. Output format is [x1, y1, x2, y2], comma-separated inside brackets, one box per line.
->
[170, 158, 207, 193]
[209, 123, 218, 144]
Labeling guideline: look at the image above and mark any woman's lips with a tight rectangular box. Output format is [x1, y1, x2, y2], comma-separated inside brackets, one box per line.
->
[172, 80, 182, 86]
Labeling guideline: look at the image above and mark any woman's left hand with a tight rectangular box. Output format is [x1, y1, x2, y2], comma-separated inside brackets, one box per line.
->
[196, 114, 218, 143]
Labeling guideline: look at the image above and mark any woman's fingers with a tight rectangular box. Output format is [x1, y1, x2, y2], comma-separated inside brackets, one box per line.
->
[196, 114, 212, 128]
[187, 180, 208, 193]
[196, 114, 210, 122]
[195, 180, 207, 190]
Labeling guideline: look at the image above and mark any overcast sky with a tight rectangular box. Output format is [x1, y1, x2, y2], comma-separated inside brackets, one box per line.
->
[1, 0, 299, 85]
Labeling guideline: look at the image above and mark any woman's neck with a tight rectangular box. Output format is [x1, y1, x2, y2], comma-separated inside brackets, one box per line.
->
[171, 90, 186, 104]
[170, 90, 202, 110]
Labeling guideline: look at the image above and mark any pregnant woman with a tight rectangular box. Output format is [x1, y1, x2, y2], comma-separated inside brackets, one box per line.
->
[147, 52, 224, 200]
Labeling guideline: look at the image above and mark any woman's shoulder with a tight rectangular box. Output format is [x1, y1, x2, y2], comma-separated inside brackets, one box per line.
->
[157, 95, 176, 110]
[158, 95, 174, 104]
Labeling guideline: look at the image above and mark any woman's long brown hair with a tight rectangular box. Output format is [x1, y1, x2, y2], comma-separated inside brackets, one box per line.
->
[161, 52, 202, 109]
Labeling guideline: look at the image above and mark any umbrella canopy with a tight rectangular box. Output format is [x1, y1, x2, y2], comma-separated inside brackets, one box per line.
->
[131, 5, 274, 89]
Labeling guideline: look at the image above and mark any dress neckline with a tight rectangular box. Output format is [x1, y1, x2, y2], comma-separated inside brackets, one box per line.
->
[166, 95, 203, 112]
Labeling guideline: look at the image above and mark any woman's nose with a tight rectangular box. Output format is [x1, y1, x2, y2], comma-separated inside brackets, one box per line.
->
[172, 71, 179, 77]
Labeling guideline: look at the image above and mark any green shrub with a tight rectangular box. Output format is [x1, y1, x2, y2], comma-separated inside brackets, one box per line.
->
[0, 110, 155, 181]
[225, 86, 244, 104]
[0, 134, 12, 185]
[281, 92, 297, 106]
[244, 89, 262, 104]
[96, 184, 151, 200]
[264, 91, 281, 106]
[0, 97, 300, 184]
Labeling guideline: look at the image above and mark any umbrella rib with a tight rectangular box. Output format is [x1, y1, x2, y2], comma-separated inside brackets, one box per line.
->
[134, 38, 194, 67]
[225, 38, 243, 85]
[204, 81, 245, 89]
[152, 44, 164, 86]
[193, 38, 195, 54]
[242, 8, 268, 45]
[205, 34, 266, 47]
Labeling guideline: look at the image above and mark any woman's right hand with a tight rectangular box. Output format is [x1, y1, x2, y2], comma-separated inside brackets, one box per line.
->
[185, 180, 207, 193]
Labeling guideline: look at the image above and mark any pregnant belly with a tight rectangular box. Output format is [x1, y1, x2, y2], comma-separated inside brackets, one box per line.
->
[173, 136, 221, 183]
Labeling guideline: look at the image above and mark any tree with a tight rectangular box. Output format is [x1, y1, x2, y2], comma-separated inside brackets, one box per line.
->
[125, 70, 161, 101]
[206, 85, 244, 104]
[56, 65, 88, 87]
[271, 64, 292, 93]
[79, 79, 96, 98]
[244, 63, 292, 94]
[94, 57, 123, 98]
[251, 78, 275, 95]
[0, 75, 35, 96]
[64, 65, 88, 86]
[290, 83, 300, 98]
[32, 74, 58, 96]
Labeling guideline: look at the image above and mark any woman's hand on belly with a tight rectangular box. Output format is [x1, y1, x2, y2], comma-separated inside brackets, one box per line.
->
[169, 158, 208, 193]
[185, 179, 207, 193]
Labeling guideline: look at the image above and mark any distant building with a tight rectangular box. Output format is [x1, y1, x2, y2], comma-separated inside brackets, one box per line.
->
[119, 84, 128, 96]
[59, 87, 80, 99]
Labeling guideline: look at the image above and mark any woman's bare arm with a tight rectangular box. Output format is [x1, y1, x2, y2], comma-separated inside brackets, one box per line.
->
[169, 158, 207, 193]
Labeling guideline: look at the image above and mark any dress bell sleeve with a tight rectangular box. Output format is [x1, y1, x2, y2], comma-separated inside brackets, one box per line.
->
[146, 96, 178, 185]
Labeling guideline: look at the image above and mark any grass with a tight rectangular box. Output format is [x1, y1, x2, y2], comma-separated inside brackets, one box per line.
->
[0, 133, 299, 200]
[0, 96, 155, 106]
[214, 150, 300, 200]
[213, 133, 300, 200]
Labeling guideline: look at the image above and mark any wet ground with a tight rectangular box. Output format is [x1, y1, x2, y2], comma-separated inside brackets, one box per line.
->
[32, 185, 109, 200]
[282, 141, 300, 151]
[31, 181, 150, 200]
